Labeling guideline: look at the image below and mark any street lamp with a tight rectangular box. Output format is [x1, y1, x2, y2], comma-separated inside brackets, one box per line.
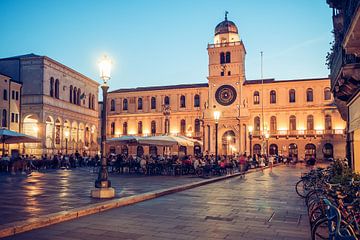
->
[213, 111, 220, 161]
[265, 132, 270, 158]
[248, 126, 253, 157]
[64, 130, 69, 155]
[91, 55, 115, 199]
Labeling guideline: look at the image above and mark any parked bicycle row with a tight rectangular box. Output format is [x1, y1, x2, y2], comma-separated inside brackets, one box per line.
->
[295, 159, 360, 240]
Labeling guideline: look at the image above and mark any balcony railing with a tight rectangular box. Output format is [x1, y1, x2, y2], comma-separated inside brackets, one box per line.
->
[250, 129, 344, 137]
[207, 41, 242, 49]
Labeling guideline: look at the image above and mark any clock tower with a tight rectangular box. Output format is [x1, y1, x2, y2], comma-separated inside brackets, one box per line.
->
[204, 13, 247, 154]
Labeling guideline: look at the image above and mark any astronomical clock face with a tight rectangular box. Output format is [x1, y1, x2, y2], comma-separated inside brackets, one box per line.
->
[215, 85, 237, 106]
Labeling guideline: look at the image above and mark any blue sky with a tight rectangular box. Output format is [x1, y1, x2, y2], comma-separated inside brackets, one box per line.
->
[0, 0, 333, 92]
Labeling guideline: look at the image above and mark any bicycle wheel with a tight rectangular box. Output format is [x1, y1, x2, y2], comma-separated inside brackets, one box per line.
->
[311, 218, 356, 240]
[309, 204, 325, 227]
[295, 179, 307, 198]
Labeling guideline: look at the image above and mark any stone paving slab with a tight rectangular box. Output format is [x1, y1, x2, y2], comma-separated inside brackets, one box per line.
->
[3, 164, 312, 240]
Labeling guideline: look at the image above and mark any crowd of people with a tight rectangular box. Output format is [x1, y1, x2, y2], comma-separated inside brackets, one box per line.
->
[0, 150, 303, 176]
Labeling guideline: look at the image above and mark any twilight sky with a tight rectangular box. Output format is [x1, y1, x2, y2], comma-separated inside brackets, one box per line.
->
[0, 0, 333, 92]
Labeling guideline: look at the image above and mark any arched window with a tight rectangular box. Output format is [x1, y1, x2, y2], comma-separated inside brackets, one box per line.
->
[151, 120, 156, 135]
[3, 89, 7, 100]
[289, 89, 296, 103]
[123, 122, 128, 135]
[151, 97, 156, 110]
[305, 144, 316, 158]
[270, 90, 276, 104]
[164, 96, 170, 105]
[55, 79, 60, 99]
[77, 88, 81, 105]
[270, 116, 277, 132]
[165, 119, 170, 134]
[73, 87, 77, 105]
[110, 99, 115, 111]
[88, 93, 91, 108]
[306, 88, 313, 102]
[307, 115, 314, 130]
[225, 51, 231, 63]
[325, 115, 332, 130]
[254, 116, 260, 131]
[50, 77, 54, 97]
[194, 94, 200, 107]
[220, 52, 225, 64]
[269, 144, 278, 155]
[138, 98, 143, 110]
[69, 85, 73, 103]
[138, 121, 143, 134]
[289, 115, 296, 131]
[180, 95, 186, 108]
[180, 119, 186, 135]
[253, 144, 261, 156]
[254, 91, 260, 105]
[324, 88, 331, 100]
[123, 99, 128, 111]
[110, 122, 115, 135]
[2, 109, 7, 127]
[195, 119, 201, 134]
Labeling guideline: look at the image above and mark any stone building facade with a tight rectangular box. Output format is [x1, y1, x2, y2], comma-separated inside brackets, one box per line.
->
[327, 0, 360, 172]
[0, 73, 22, 155]
[0, 54, 99, 156]
[106, 17, 347, 160]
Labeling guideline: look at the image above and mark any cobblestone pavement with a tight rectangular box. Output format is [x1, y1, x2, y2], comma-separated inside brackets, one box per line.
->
[0, 168, 204, 225]
[6, 164, 312, 240]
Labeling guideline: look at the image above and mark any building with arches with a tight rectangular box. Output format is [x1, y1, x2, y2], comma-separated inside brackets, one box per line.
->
[0, 54, 99, 156]
[106, 15, 346, 160]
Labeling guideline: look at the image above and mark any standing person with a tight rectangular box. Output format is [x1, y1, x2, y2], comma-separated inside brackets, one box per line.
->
[259, 155, 265, 172]
[238, 154, 246, 178]
[268, 155, 274, 172]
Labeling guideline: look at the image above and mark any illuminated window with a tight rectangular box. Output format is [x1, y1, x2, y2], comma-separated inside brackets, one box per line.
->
[254, 116, 260, 131]
[123, 122, 128, 135]
[307, 115, 314, 130]
[270, 116, 277, 132]
[110, 122, 115, 135]
[180, 119, 186, 135]
[138, 121, 143, 134]
[289, 115, 296, 130]
[325, 115, 332, 130]
[151, 121, 156, 135]
[195, 119, 201, 134]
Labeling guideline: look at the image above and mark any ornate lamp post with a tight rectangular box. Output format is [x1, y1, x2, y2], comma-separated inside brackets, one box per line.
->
[265, 132, 270, 158]
[91, 55, 115, 199]
[248, 126, 253, 157]
[213, 111, 220, 161]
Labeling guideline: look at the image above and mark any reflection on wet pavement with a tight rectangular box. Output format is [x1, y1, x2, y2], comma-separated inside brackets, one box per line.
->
[0, 168, 202, 225]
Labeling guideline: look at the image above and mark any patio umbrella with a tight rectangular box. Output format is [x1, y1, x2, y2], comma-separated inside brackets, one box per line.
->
[138, 135, 194, 147]
[177, 135, 203, 146]
[0, 128, 41, 156]
[106, 135, 144, 144]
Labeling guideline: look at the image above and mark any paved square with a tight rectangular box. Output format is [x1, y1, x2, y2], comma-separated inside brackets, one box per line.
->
[5, 165, 311, 240]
